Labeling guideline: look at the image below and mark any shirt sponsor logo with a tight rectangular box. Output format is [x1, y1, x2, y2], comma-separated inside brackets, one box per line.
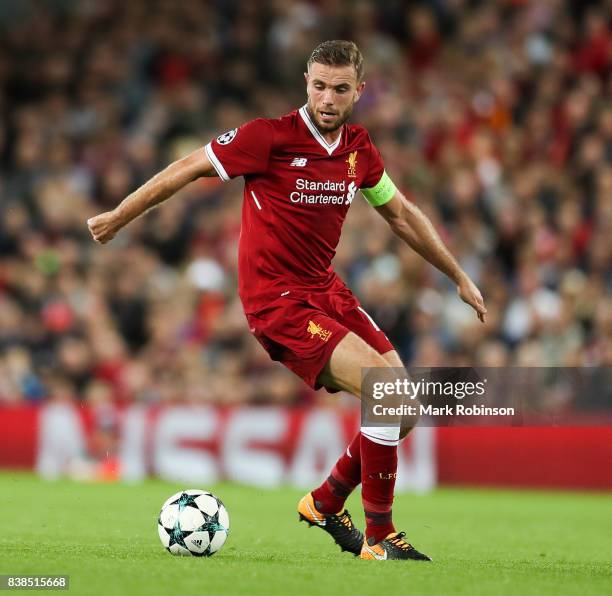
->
[216, 128, 237, 145]
[290, 157, 308, 167]
[290, 179, 357, 206]
[346, 151, 358, 178]
[307, 320, 332, 342]
[345, 181, 357, 205]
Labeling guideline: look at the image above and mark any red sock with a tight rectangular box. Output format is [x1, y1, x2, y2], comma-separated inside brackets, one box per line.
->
[361, 434, 397, 543]
[312, 432, 361, 513]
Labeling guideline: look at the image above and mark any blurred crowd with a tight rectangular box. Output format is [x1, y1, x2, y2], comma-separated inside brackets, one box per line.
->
[0, 0, 610, 408]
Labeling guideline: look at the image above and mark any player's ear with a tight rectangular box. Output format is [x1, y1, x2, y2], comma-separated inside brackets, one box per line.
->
[354, 81, 366, 103]
[304, 72, 309, 84]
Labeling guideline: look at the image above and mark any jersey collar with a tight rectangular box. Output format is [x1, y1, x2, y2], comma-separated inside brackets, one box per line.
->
[299, 105, 343, 156]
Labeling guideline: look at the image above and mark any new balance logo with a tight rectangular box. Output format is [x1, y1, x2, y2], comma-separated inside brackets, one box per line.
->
[290, 157, 308, 167]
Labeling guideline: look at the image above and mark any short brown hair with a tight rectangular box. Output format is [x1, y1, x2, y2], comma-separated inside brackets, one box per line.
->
[307, 40, 364, 82]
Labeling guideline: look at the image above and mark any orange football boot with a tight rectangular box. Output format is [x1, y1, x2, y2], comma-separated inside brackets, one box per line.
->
[298, 492, 364, 555]
[360, 531, 432, 561]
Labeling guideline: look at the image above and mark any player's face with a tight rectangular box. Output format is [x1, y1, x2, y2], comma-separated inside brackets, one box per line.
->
[305, 63, 365, 135]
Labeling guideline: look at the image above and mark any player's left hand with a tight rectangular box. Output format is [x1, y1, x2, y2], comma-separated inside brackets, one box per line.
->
[457, 276, 487, 323]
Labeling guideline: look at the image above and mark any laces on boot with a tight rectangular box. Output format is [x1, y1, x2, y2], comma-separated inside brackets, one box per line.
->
[337, 510, 354, 530]
[388, 532, 414, 550]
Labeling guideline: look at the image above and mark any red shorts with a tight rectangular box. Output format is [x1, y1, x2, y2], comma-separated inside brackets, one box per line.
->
[245, 286, 394, 390]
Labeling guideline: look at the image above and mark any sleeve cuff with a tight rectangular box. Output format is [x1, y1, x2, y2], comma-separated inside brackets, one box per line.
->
[204, 142, 230, 181]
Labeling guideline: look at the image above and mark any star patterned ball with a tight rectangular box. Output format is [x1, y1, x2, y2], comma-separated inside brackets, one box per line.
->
[157, 490, 230, 556]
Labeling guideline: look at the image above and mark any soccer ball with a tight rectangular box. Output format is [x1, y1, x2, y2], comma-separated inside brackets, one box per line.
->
[157, 489, 230, 557]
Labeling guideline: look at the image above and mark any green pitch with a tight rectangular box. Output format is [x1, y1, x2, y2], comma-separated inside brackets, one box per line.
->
[1, 472, 610, 596]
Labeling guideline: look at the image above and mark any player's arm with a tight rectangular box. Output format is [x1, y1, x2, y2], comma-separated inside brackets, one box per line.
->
[362, 174, 487, 323]
[87, 149, 217, 244]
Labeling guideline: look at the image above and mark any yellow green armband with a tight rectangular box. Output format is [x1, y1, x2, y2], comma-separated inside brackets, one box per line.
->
[360, 171, 397, 207]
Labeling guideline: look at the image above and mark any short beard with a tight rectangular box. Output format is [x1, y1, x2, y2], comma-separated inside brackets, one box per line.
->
[306, 103, 353, 134]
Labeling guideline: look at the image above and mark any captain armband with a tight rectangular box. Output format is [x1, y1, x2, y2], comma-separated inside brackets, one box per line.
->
[360, 171, 397, 207]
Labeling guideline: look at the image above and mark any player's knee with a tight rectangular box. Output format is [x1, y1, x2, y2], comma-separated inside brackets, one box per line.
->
[366, 361, 421, 437]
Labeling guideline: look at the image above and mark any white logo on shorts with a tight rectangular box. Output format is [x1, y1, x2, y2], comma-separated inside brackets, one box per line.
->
[217, 128, 238, 145]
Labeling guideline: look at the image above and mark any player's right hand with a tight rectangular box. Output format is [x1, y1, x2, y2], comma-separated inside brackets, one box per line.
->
[87, 210, 121, 244]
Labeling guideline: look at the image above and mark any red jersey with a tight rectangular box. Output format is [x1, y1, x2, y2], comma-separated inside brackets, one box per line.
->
[205, 106, 386, 313]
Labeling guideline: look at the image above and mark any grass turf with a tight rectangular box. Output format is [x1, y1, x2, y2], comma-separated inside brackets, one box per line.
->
[0, 472, 610, 595]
